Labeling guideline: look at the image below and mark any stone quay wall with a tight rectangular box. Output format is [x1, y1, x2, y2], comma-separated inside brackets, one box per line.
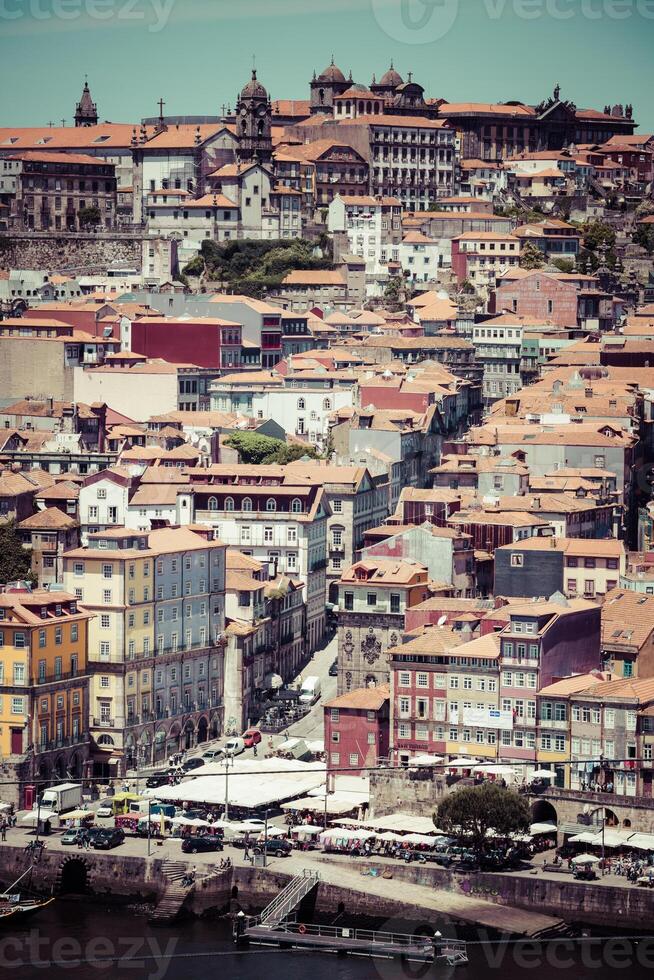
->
[0, 232, 144, 274]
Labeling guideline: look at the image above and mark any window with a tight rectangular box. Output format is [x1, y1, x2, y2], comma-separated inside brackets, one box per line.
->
[367, 593, 377, 607]
[344, 592, 354, 611]
[510, 554, 524, 567]
[399, 671, 410, 687]
[390, 593, 401, 614]
[100, 614, 110, 629]
[266, 498, 277, 512]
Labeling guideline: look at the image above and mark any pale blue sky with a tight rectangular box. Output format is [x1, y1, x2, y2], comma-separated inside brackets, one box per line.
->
[1, 0, 653, 130]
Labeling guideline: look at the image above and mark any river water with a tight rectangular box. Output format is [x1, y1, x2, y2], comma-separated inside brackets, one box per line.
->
[4, 900, 654, 980]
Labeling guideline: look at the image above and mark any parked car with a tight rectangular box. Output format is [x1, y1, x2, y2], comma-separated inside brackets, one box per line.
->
[328, 659, 338, 677]
[92, 827, 125, 850]
[182, 835, 224, 854]
[81, 826, 104, 847]
[61, 828, 84, 845]
[253, 838, 292, 858]
[202, 748, 226, 762]
[146, 772, 169, 789]
[243, 728, 262, 748]
[224, 736, 245, 756]
[182, 757, 205, 772]
[95, 799, 114, 818]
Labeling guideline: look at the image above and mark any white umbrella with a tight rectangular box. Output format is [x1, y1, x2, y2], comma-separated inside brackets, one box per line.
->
[529, 822, 557, 836]
[532, 769, 556, 779]
[448, 757, 477, 768]
[571, 853, 601, 865]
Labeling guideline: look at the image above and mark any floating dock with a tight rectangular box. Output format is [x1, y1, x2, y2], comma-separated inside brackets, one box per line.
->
[235, 868, 468, 965]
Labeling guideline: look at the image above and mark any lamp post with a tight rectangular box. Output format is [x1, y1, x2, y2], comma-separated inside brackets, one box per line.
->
[147, 798, 152, 857]
[224, 754, 232, 822]
[263, 809, 269, 868]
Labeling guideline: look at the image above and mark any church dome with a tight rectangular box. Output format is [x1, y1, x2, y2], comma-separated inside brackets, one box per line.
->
[240, 69, 267, 100]
[318, 59, 346, 83]
[379, 63, 403, 88]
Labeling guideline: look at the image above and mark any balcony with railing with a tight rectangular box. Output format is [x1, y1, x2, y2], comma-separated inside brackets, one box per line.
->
[93, 716, 115, 727]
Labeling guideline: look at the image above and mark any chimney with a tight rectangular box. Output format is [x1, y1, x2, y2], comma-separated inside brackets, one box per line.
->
[532, 496, 541, 509]
[584, 386, 593, 399]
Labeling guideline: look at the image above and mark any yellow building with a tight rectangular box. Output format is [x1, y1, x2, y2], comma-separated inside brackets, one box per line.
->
[63, 525, 226, 777]
[0, 588, 91, 805]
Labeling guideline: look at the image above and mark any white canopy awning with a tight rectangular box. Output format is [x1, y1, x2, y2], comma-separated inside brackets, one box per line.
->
[447, 757, 478, 768]
[529, 821, 557, 836]
[360, 812, 440, 834]
[626, 833, 654, 851]
[571, 852, 601, 864]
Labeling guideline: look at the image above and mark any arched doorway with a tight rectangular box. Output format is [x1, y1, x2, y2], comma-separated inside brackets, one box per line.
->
[124, 735, 136, 771]
[53, 756, 65, 780]
[166, 723, 181, 758]
[531, 799, 558, 825]
[197, 717, 209, 744]
[209, 713, 221, 740]
[69, 753, 82, 779]
[59, 858, 89, 895]
[138, 730, 152, 767]
[183, 720, 195, 751]
[154, 729, 167, 763]
[590, 806, 618, 828]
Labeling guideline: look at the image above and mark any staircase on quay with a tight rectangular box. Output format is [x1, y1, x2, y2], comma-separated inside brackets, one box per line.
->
[149, 861, 195, 924]
[258, 869, 321, 928]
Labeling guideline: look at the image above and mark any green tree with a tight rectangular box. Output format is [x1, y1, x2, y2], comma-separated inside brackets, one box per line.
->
[551, 257, 575, 273]
[0, 520, 34, 585]
[224, 432, 318, 465]
[634, 223, 654, 255]
[581, 219, 616, 252]
[519, 242, 545, 270]
[384, 276, 403, 300]
[435, 783, 530, 855]
[78, 205, 101, 229]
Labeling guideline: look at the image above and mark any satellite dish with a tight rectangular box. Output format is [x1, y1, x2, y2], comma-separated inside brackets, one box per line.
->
[437, 614, 447, 627]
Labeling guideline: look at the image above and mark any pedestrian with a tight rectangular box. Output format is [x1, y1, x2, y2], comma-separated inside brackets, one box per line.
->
[1, 820, 7, 842]
[253, 744, 258, 758]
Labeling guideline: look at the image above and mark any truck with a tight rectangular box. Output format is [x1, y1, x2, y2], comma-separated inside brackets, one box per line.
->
[299, 676, 321, 705]
[36, 783, 83, 815]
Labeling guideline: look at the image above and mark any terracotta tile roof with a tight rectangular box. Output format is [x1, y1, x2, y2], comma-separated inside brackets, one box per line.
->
[19, 507, 77, 530]
[538, 673, 606, 697]
[324, 684, 390, 711]
[185, 194, 238, 209]
[440, 102, 536, 116]
[4, 150, 115, 166]
[282, 270, 346, 286]
[341, 114, 447, 129]
[601, 589, 654, 648]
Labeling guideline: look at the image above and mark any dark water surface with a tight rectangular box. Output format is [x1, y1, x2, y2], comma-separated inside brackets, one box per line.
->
[4, 899, 654, 980]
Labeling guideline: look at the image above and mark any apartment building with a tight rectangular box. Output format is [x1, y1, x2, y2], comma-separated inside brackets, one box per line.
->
[388, 596, 600, 766]
[78, 466, 137, 544]
[472, 317, 525, 405]
[337, 558, 430, 694]
[600, 589, 654, 679]
[324, 684, 390, 775]
[495, 537, 626, 600]
[177, 468, 328, 654]
[0, 588, 92, 805]
[285, 463, 390, 603]
[63, 525, 226, 776]
[343, 115, 456, 210]
[451, 232, 521, 289]
[327, 194, 402, 278]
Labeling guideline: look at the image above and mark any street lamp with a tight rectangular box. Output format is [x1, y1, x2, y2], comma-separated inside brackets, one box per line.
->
[263, 809, 269, 868]
[224, 753, 233, 822]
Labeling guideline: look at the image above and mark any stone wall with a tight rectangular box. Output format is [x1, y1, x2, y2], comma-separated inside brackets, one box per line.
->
[0, 232, 144, 274]
[369, 767, 449, 817]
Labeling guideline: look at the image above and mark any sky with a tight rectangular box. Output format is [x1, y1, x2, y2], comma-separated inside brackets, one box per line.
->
[1, 0, 653, 131]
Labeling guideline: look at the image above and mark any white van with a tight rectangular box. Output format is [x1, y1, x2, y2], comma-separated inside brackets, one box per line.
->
[299, 676, 321, 705]
[224, 736, 245, 756]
